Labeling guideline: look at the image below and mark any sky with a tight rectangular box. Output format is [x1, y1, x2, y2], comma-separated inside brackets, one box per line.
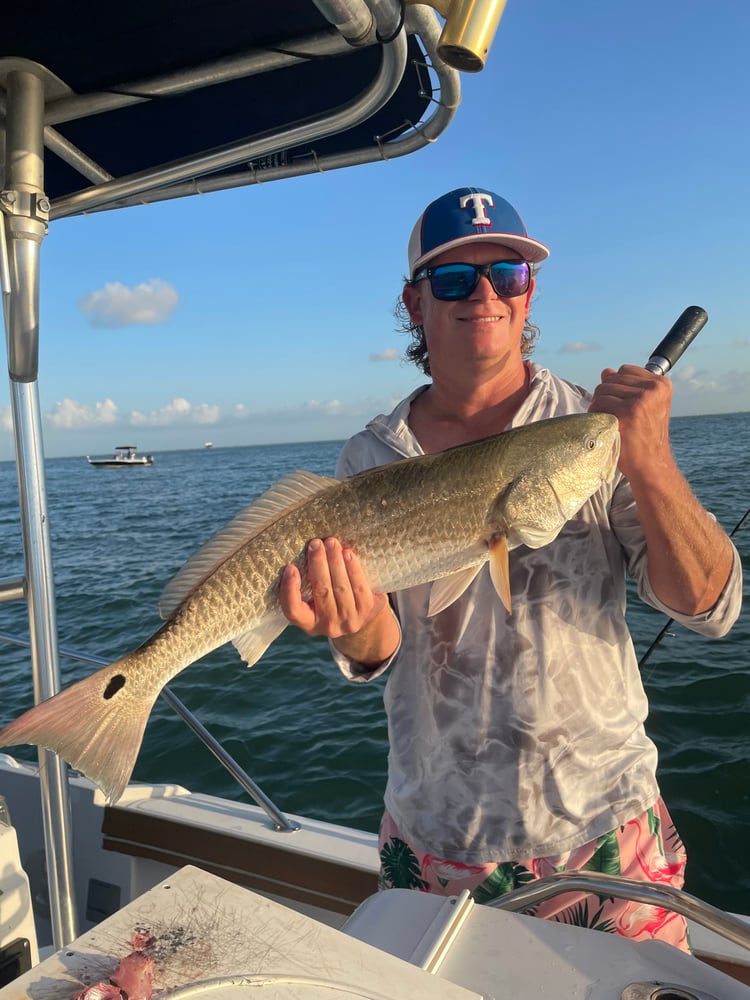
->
[1, 0, 748, 460]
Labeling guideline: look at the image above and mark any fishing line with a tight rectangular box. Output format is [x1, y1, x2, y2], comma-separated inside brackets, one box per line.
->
[638, 502, 750, 670]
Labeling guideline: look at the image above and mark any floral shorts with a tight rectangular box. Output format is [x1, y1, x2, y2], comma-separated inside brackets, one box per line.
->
[378, 797, 690, 952]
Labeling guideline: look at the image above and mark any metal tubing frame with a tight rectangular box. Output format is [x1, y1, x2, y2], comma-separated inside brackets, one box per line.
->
[1, 69, 79, 948]
[488, 870, 750, 953]
[0, 632, 301, 833]
[53, 6, 460, 215]
[0, 6, 458, 218]
[50, 0, 409, 218]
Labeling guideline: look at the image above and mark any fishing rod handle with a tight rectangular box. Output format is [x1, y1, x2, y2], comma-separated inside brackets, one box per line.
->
[645, 305, 708, 375]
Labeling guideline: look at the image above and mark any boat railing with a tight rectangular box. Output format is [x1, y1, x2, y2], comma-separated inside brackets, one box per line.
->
[488, 870, 750, 954]
[0, 630, 300, 834]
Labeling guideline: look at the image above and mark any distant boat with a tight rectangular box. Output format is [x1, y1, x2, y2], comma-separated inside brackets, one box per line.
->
[86, 445, 154, 468]
[205, 442, 214, 449]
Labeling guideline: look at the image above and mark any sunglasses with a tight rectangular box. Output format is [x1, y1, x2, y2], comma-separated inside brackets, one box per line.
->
[412, 260, 532, 301]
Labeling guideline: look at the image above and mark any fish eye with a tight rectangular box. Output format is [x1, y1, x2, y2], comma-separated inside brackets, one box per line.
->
[584, 436, 597, 451]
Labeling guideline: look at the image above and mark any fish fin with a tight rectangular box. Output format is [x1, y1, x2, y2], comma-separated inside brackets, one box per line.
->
[232, 614, 289, 666]
[513, 524, 561, 549]
[159, 470, 339, 618]
[0, 655, 156, 804]
[427, 566, 483, 616]
[489, 534, 512, 613]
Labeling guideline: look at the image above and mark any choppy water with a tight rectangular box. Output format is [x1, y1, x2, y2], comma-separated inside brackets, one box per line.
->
[1, 412, 748, 913]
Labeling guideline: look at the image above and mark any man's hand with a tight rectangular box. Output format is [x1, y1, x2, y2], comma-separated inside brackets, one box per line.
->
[280, 537, 400, 666]
[589, 365, 673, 484]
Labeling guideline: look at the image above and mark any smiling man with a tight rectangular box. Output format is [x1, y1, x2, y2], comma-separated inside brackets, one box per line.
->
[280, 186, 742, 950]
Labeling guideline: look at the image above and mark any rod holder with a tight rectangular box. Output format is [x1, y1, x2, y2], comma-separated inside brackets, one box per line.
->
[407, 0, 508, 72]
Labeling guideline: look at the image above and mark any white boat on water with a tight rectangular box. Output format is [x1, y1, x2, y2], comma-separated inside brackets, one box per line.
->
[86, 445, 154, 468]
[1, 3, 749, 1000]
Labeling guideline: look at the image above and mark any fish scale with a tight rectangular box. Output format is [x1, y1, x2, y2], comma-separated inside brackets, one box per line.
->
[0, 412, 619, 802]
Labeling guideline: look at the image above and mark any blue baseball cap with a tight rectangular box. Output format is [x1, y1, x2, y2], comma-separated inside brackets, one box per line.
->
[407, 187, 549, 277]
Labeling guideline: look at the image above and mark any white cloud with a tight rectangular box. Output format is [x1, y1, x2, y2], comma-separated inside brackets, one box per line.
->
[228, 396, 384, 427]
[370, 348, 400, 362]
[302, 399, 343, 416]
[130, 397, 221, 426]
[559, 341, 600, 354]
[79, 279, 178, 328]
[672, 365, 719, 392]
[1, 407, 12, 432]
[732, 337, 748, 349]
[46, 398, 118, 429]
[671, 366, 750, 415]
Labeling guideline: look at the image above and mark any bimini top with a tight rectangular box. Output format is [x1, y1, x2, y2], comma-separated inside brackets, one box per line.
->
[1, 0, 476, 219]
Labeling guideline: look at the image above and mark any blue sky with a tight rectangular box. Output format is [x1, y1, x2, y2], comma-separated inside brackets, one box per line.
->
[1, 0, 748, 460]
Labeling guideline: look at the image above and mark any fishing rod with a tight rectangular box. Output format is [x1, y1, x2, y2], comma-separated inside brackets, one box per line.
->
[644, 304, 707, 375]
[634, 304, 746, 668]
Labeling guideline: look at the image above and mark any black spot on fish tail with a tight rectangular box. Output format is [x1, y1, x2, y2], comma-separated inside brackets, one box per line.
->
[103, 674, 126, 699]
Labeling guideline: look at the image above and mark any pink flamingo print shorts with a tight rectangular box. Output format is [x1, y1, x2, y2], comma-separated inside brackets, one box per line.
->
[378, 797, 690, 952]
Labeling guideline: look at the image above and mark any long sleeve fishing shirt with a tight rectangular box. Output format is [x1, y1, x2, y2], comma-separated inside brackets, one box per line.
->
[329, 363, 743, 862]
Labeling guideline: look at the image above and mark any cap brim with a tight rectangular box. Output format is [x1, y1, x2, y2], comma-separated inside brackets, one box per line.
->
[411, 233, 549, 276]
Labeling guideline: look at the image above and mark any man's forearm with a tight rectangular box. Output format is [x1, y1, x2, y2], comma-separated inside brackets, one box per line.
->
[628, 458, 734, 615]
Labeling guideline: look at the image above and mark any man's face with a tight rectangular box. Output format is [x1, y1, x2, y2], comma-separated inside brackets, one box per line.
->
[403, 242, 535, 375]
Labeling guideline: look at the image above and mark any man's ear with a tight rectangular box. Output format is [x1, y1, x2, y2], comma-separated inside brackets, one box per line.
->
[402, 282, 424, 326]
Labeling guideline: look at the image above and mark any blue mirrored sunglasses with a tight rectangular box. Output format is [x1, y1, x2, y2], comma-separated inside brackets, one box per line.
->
[412, 260, 531, 301]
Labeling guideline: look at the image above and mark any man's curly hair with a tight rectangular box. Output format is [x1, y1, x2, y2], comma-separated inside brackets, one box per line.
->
[395, 278, 541, 377]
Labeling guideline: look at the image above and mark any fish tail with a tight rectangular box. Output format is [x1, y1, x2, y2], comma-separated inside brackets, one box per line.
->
[0, 655, 158, 804]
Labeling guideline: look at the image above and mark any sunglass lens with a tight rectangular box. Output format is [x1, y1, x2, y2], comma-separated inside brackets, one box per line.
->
[430, 264, 477, 300]
[489, 261, 530, 297]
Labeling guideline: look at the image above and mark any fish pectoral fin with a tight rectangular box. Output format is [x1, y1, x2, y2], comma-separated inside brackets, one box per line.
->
[489, 534, 512, 614]
[427, 566, 483, 616]
[512, 522, 561, 550]
[232, 615, 289, 667]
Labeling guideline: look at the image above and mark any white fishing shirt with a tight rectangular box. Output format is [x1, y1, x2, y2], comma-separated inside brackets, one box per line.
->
[330, 364, 743, 862]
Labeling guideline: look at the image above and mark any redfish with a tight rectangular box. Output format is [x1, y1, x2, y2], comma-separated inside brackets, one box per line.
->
[0, 413, 619, 803]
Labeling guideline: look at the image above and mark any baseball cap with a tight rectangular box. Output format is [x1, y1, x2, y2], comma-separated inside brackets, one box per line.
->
[407, 187, 549, 277]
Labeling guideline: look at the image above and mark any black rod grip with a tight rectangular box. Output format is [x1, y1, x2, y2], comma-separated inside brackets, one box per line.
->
[645, 306, 707, 375]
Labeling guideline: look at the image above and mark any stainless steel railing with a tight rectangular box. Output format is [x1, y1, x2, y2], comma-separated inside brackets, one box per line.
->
[488, 870, 750, 953]
[0, 630, 299, 833]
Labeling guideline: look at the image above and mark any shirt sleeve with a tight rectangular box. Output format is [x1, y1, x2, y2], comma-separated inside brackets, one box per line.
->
[328, 605, 402, 684]
[639, 544, 742, 639]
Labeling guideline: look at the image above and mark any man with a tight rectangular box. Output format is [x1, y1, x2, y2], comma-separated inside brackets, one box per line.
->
[280, 187, 742, 949]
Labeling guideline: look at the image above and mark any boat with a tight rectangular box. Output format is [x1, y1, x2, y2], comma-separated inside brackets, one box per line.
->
[86, 445, 154, 467]
[1, 3, 749, 999]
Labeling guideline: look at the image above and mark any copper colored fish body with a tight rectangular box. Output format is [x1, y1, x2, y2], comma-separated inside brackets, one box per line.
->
[0, 413, 619, 802]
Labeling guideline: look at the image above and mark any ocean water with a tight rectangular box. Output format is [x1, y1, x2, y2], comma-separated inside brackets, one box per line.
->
[1, 412, 748, 914]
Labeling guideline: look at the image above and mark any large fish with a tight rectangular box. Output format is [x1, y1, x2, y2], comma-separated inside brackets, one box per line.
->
[0, 413, 619, 803]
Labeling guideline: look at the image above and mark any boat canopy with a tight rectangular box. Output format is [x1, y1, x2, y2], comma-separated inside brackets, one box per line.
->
[2, 0, 506, 218]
